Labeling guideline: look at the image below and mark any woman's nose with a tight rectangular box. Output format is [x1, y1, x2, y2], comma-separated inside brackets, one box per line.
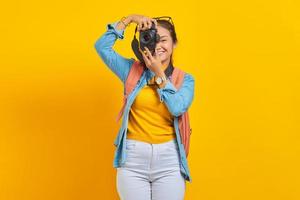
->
[155, 43, 162, 49]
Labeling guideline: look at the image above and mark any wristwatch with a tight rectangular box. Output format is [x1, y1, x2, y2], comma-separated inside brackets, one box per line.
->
[155, 75, 167, 86]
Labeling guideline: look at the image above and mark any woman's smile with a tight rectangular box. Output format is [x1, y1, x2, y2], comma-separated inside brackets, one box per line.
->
[154, 49, 166, 56]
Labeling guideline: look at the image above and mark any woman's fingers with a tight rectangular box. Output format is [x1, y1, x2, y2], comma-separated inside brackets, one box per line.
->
[139, 48, 151, 66]
[146, 20, 152, 29]
[137, 22, 143, 31]
[143, 20, 149, 30]
[142, 21, 147, 31]
[138, 17, 155, 31]
[144, 47, 153, 61]
[138, 18, 147, 31]
[138, 21, 144, 31]
[151, 19, 157, 27]
[146, 18, 156, 29]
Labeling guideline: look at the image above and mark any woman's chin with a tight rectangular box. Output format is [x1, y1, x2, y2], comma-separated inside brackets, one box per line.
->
[158, 55, 167, 62]
[161, 57, 171, 65]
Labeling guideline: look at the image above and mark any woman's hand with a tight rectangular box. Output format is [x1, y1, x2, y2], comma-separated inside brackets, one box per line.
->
[129, 14, 157, 31]
[139, 47, 165, 75]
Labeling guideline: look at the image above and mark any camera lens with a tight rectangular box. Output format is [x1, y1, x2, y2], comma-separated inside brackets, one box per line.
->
[143, 34, 151, 42]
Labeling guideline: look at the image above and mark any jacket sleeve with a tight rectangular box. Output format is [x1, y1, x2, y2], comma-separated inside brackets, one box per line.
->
[94, 21, 134, 84]
[156, 73, 195, 117]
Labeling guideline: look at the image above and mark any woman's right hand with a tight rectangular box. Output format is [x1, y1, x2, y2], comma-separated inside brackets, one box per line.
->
[128, 14, 157, 31]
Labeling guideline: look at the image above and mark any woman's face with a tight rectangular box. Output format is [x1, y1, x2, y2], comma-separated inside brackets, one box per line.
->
[154, 25, 176, 64]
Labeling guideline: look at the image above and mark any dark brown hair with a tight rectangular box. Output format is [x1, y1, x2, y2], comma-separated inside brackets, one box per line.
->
[156, 19, 177, 65]
[156, 19, 178, 45]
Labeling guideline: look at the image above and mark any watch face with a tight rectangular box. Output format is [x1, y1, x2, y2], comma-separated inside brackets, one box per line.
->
[155, 77, 162, 84]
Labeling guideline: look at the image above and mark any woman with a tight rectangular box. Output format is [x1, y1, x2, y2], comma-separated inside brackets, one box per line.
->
[94, 14, 195, 200]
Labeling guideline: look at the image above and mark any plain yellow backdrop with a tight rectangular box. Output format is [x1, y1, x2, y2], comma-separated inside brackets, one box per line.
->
[1, 0, 299, 199]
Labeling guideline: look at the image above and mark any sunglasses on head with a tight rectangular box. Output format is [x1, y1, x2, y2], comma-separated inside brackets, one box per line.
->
[152, 16, 174, 27]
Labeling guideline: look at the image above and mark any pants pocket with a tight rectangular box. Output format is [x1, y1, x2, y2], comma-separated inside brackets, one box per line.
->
[125, 139, 137, 151]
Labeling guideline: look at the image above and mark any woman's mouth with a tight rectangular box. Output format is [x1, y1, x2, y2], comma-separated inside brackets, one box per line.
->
[154, 50, 166, 56]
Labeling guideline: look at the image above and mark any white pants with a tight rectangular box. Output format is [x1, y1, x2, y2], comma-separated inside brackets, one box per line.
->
[116, 138, 186, 200]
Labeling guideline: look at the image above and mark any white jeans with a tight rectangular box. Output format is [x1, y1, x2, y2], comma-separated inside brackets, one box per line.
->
[116, 138, 186, 200]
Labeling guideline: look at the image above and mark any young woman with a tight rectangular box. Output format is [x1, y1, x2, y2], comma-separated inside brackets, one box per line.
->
[94, 14, 195, 200]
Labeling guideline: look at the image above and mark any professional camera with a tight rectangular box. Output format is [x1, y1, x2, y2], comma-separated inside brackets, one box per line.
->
[131, 22, 160, 63]
[139, 23, 160, 55]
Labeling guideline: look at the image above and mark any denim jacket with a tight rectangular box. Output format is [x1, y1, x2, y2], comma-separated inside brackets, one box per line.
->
[94, 21, 195, 182]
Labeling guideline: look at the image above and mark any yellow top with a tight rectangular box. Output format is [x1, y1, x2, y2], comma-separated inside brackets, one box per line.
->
[127, 83, 176, 144]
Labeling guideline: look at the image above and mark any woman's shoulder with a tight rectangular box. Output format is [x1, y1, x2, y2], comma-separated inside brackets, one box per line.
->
[173, 67, 194, 80]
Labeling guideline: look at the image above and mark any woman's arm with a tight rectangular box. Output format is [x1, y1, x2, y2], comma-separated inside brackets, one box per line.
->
[157, 73, 195, 117]
[94, 15, 156, 84]
[94, 16, 134, 84]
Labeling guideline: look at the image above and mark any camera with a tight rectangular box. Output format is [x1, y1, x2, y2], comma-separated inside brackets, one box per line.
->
[139, 22, 160, 55]
[131, 22, 160, 63]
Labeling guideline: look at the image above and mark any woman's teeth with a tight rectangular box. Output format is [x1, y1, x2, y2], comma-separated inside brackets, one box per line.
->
[156, 51, 165, 55]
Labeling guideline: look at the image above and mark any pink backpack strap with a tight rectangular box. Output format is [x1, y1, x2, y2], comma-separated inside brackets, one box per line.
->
[180, 112, 192, 157]
[171, 67, 185, 88]
[171, 67, 192, 157]
[116, 60, 145, 122]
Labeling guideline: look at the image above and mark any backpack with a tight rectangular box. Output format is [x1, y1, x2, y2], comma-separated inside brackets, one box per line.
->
[115, 60, 192, 157]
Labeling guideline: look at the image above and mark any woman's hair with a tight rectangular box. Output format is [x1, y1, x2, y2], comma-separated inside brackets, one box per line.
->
[156, 19, 177, 65]
[156, 19, 178, 45]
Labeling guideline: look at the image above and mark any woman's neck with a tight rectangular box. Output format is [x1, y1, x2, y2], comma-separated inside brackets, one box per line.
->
[161, 58, 171, 71]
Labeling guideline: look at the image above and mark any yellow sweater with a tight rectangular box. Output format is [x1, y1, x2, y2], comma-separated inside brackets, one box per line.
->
[127, 83, 176, 144]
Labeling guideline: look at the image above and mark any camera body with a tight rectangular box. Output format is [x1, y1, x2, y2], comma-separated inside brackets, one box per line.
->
[131, 22, 160, 63]
[139, 23, 160, 55]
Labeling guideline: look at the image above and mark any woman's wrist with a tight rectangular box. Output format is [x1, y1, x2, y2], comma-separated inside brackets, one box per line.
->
[154, 75, 168, 89]
[123, 15, 133, 25]
[154, 68, 165, 77]
[126, 14, 138, 23]
[157, 80, 168, 89]
[116, 16, 132, 30]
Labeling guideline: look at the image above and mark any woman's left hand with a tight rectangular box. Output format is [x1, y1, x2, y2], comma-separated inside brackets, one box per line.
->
[139, 47, 164, 75]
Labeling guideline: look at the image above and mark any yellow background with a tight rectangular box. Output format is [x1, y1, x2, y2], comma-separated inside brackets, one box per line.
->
[1, 0, 300, 199]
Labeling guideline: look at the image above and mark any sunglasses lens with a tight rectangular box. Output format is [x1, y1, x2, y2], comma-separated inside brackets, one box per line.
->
[153, 17, 174, 25]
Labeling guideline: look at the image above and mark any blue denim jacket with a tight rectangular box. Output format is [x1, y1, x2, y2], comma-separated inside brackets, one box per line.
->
[94, 21, 195, 182]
